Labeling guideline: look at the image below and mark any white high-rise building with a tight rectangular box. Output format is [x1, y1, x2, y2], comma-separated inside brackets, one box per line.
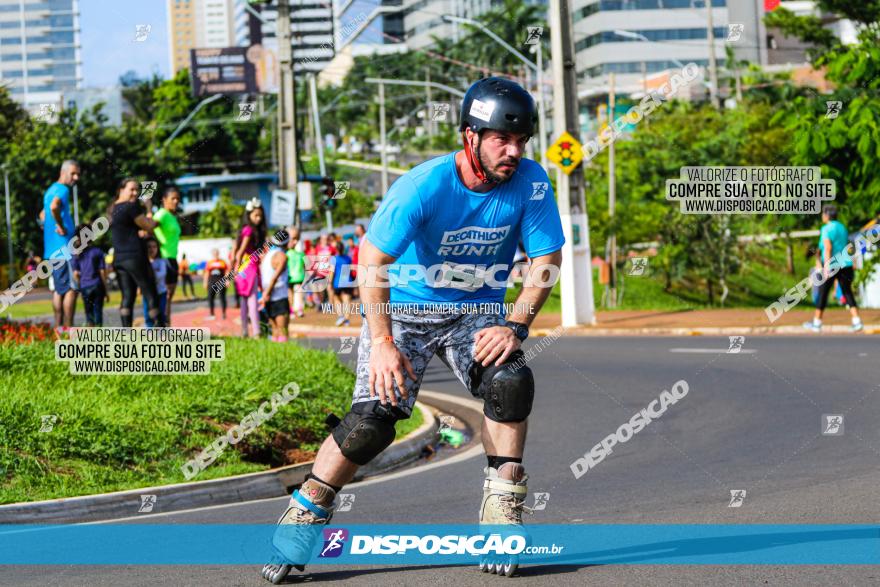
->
[0, 0, 82, 111]
[572, 0, 848, 92]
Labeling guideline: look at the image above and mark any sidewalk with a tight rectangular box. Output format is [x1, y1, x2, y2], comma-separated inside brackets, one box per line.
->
[170, 302, 880, 337]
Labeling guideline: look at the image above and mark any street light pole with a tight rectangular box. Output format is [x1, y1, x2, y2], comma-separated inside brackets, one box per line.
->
[72, 184, 79, 226]
[3, 166, 13, 282]
[158, 93, 224, 155]
[378, 81, 388, 196]
[534, 42, 548, 170]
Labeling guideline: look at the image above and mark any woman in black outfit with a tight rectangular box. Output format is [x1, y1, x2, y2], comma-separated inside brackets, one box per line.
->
[109, 178, 166, 327]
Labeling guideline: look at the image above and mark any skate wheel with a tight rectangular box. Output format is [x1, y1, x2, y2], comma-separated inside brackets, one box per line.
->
[261, 561, 291, 584]
[502, 561, 517, 577]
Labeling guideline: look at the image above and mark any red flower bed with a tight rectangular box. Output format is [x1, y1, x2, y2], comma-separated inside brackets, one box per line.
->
[0, 319, 55, 345]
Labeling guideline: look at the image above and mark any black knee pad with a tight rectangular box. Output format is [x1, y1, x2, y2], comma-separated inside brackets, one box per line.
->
[330, 400, 407, 465]
[470, 350, 535, 422]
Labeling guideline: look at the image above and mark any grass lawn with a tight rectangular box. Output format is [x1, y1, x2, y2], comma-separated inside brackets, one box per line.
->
[2, 281, 212, 321]
[506, 240, 817, 311]
[0, 337, 423, 504]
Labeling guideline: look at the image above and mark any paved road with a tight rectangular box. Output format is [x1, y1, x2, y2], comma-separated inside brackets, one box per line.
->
[4, 336, 880, 586]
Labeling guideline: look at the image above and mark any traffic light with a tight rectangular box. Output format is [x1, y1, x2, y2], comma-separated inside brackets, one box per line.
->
[321, 176, 336, 209]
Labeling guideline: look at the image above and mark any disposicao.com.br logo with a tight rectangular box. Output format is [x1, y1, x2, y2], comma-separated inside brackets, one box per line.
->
[323, 530, 562, 556]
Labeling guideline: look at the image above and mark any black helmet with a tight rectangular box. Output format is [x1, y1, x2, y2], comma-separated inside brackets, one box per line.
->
[459, 77, 537, 136]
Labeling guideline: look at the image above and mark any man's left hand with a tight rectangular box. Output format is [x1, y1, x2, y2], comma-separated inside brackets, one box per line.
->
[474, 326, 520, 367]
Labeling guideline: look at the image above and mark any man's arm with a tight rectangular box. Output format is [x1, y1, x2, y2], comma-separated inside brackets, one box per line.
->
[358, 236, 395, 338]
[506, 249, 562, 327]
[50, 197, 65, 235]
[473, 249, 563, 368]
[822, 237, 833, 277]
[358, 236, 415, 407]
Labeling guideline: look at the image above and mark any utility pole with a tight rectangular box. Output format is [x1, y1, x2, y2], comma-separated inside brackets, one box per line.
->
[549, 0, 595, 326]
[607, 73, 616, 308]
[276, 0, 299, 195]
[378, 81, 389, 196]
[706, 0, 720, 109]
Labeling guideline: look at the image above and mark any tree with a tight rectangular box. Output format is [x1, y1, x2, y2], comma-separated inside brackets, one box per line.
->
[584, 97, 795, 303]
[199, 189, 244, 238]
[120, 71, 164, 123]
[765, 2, 880, 283]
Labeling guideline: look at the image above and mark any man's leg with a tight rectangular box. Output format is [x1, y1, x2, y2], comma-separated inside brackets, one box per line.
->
[482, 418, 528, 479]
[310, 434, 361, 488]
[62, 290, 77, 327]
[263, 314, 435, 583]
[52, 292, 63, 327]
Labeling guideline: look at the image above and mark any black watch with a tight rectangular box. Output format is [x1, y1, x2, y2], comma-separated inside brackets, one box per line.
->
[505, 320, 529, 342]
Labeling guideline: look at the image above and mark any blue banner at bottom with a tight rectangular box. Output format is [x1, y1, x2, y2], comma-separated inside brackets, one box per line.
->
[0, 524, 878, 565]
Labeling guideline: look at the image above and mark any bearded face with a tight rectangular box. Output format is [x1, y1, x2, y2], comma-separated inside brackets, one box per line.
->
[469, 129, 530, 184]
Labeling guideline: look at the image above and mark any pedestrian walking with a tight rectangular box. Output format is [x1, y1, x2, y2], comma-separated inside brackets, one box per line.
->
[108, 178, 166, 328]
[179, 253, 195, 299]
[153, 187, 182, 323]
[233, 198, 266, 338]
[204, 248, 228, 321]
[143, 237, 168, 328]
[286, 227, 306, 318]
[40, 160, 80, 332]
[803, 205, 863, 332]
[70, 224, 108, 327]
[327, 241, 355, 326]
[260, 231, 290, 342]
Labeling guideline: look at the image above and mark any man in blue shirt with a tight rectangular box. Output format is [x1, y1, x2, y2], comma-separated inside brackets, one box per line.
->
[263, 78, 564, 582]
[40, 160, 80, 331]
[803, 204, 863, 332]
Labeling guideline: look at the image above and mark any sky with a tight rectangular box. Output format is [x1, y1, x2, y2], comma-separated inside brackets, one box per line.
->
[79, 0, 170, 87]
[78, 0, 383, 88]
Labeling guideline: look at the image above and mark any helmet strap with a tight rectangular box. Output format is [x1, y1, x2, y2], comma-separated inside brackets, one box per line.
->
[461, 129, 495, 185]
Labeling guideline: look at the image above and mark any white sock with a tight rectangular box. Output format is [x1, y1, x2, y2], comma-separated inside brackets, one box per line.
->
[853, 316, 862, 325]
[813, 319, 822, 327]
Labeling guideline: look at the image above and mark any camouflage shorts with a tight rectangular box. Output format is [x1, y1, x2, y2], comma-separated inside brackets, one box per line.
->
[351, 310, 507, 416]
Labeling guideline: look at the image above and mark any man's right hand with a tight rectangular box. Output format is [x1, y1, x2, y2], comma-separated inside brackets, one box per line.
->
[368, 342, 416, 407]
[55, 225, 66, 236]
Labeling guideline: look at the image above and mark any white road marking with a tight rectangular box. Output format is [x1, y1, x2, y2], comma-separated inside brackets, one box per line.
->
[669, 348, 757, 354]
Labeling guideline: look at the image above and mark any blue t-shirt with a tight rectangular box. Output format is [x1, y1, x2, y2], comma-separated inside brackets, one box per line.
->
[43, 182, 75, 259]
[366, 152, 565, 306]
[331, 254, 355, 289]
[819, 220, 852, 268]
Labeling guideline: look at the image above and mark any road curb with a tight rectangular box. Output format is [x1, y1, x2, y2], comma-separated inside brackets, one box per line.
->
[289, 323, 879, 339]
[0, 402, 438, 524]
[552, 325, 880, 336]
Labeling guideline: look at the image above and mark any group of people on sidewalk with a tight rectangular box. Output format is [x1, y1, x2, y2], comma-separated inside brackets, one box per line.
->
[220, 198, 365, 340]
